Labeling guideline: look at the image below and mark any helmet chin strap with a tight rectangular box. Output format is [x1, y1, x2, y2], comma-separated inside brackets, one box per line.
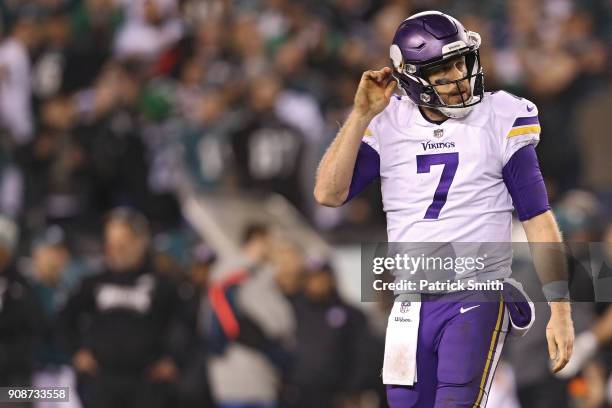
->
[436, 104, 475, 119]
[435, 94, 480, 118]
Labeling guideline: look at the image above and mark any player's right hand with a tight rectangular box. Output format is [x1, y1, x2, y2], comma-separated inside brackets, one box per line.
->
[353, 67, 397, 120]
[547, 302, 575, 373]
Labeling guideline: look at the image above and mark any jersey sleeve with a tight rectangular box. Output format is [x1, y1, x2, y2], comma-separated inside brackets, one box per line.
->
[499, 94, 541, 166]
[344, 118, 381, 203]
[502, 145, 550, 221]
[493, 93, 550, 220]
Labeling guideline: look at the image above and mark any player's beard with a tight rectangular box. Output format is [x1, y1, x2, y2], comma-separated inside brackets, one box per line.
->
[438, 80, 471, 106]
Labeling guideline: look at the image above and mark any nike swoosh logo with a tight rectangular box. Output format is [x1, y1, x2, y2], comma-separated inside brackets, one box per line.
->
[526, 105, 535, 112]
[460, 305, 481, 314]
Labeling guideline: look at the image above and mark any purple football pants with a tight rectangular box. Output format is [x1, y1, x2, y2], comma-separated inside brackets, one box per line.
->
[386, 291, 510, 408]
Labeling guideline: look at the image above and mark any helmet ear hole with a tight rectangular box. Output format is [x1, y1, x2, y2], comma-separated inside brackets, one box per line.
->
[390, 44, 404, 72]
[467, 31, 481, 47]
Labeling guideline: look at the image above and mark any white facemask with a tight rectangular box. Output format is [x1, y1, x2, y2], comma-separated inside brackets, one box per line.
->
[436, 94, 482, 118]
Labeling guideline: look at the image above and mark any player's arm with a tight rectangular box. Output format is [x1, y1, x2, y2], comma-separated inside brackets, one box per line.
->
[503, 144, 574, 373]
[522, 211, 574, 373]
[314, 68, 396, 207]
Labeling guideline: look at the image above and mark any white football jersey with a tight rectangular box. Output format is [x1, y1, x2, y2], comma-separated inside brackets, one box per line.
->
[363, 91, 541, 243]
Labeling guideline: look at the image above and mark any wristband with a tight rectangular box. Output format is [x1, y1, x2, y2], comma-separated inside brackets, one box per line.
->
[543, 280, 570, 303]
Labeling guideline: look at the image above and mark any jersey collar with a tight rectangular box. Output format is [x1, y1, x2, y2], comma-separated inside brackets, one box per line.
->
[418, 106, 448, 126]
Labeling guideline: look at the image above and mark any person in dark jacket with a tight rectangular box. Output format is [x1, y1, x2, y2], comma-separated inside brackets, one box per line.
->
[0, 215, 41, 391]
[59, 208, 183, 408]
[230, 75, 306, 212]
[29, 225, 89, 408]
[174, 243, 216, 408]
[282, 261, 375, 408]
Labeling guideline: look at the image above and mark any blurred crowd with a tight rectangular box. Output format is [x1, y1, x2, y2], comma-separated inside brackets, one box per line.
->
[0, 209, 388, 408]
[0, 0, 610, 237]
[0, 0, 612, 407]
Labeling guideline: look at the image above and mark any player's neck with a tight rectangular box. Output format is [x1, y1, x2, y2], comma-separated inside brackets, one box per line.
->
[419, 106, 448, 124]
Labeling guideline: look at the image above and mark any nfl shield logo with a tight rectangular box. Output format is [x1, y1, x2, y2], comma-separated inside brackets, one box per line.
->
[433, 129, 444, 138]
[400, 302, 411, 313]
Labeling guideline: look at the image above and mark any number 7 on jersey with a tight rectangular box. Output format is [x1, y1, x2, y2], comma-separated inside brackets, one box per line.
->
[416, 153, 459, 219]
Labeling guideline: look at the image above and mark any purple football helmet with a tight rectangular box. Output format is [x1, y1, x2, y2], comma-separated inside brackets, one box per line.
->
[390, 11, 484, 118]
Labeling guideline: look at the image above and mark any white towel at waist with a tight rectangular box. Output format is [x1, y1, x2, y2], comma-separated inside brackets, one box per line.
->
[382, 295, 421, 386]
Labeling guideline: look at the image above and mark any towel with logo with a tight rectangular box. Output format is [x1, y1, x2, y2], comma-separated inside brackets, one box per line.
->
[382, 297, 422, 386]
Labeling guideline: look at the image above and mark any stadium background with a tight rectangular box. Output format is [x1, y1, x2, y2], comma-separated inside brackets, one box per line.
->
[0, 0, 611, 407]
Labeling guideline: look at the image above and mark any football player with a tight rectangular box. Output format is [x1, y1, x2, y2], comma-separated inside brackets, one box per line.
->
[314, 11, 575, 407]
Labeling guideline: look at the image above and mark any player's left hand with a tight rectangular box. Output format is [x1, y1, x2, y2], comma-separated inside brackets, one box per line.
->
[546, 302, 575, 373]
